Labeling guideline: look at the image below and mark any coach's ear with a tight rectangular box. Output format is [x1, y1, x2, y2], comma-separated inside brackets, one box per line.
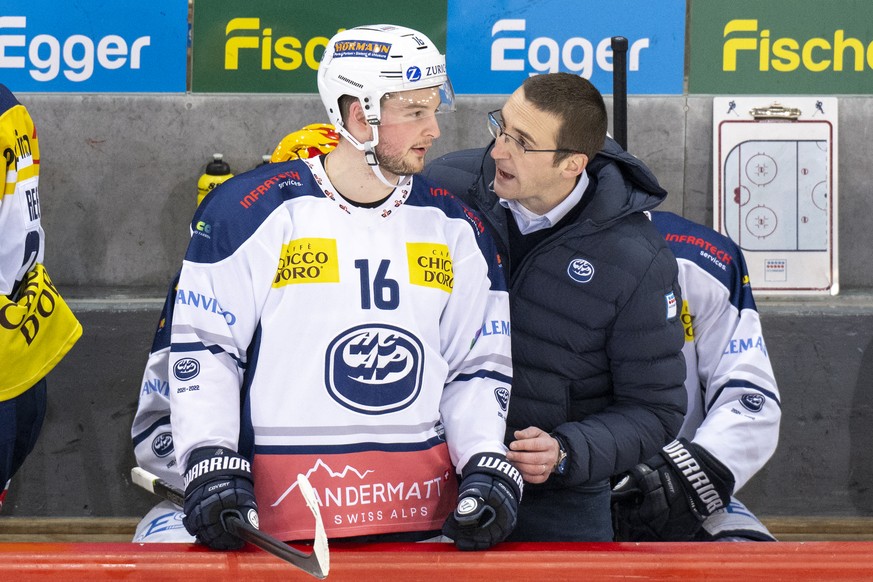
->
[560, 152, 588, 179]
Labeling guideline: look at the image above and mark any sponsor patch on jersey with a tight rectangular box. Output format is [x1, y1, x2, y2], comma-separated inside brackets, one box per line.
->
[494, 387, 509, 412]
[325, 324, 424, 414]
[152, 432, 174, 458]
[407, 242, 453, 293]
[175, 289, 236, 325]
[333, 40, 391, 60]
[740, 393, 765, 413]
[567, 258, 594, 283]
[193, 220, 212, 239]
[173, 358, 200, 381]
[665, 291, 678, 319]
[273, 238, 340, 287]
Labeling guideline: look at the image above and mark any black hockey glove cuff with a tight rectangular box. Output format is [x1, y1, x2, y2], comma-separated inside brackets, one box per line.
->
[443, 452, 523, 551]
[611, 438, 735, 541]
[182, 447, 259, 550]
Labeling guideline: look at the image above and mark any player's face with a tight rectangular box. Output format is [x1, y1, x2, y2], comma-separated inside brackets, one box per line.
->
[489, 89, 571, 214]
[375, 87, 442, 177]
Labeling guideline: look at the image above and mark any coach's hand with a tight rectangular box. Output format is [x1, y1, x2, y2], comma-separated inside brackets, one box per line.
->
[443, 452, 523, 550]
[611, 438, 735, 541]
[182, 447, 259, 550]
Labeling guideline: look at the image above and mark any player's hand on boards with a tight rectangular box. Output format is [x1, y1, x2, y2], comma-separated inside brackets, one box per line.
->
[443, 452, 523, 550]
[611, 438, 735, 541]
[182, 447, 259, 550]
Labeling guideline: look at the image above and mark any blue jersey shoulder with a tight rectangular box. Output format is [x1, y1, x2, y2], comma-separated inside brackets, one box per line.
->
[186, 160, 320, 263]
[650, 211, 756, 311]
[407, 174, 507, 292]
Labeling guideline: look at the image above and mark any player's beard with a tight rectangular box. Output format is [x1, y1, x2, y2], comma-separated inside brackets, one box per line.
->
[374, 143, 426, 176]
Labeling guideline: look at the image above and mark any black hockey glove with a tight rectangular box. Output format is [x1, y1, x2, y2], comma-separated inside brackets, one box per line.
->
[182, 447, 259, 550]
[611, 438, 735, 541]
[443, 452, 523, 551]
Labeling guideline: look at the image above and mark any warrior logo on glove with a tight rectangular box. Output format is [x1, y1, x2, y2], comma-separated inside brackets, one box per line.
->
[611, 438, 735, 541]
[661, 439, 727, 514]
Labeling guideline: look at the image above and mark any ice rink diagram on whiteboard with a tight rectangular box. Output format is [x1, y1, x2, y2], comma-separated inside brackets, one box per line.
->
[713, 96, 838, 295]
[722, 139, 829, 252]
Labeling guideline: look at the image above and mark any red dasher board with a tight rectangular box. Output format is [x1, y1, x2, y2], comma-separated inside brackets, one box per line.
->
[2, 541, 872, 581]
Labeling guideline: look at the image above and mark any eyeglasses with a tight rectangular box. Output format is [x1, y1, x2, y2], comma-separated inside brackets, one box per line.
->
[487, 110, 581, 155]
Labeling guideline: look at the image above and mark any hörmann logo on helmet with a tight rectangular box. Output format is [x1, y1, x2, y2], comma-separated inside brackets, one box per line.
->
[333, 40, 391, 60]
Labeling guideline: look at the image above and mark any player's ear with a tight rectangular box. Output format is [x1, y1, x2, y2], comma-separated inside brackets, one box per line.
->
[346, 100, 373, 141]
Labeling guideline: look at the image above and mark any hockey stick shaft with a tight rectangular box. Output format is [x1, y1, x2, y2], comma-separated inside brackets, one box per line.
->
[611, 36, 629, 150]
[131, 467, 329, 579]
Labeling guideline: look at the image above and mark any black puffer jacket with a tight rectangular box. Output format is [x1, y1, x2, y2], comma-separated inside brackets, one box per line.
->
[423, 138, 686, 490]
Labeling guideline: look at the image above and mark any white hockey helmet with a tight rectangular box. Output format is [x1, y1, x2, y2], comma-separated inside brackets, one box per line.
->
[317, 24, 454, 135]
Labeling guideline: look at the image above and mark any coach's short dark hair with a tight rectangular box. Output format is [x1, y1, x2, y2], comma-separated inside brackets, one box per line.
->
[521, 73, 608, 163]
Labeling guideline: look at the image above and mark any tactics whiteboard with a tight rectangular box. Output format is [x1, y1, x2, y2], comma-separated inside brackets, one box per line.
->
[713, 97, 838, 295]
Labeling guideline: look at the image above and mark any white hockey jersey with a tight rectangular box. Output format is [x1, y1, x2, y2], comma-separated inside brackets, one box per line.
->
[651, 211, 781, 491]
[135, 157, 512, 541]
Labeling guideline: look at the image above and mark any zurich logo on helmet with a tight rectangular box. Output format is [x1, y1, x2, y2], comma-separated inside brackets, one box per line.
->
[567, 258, 595, 283]
[405, 66, 422, 82]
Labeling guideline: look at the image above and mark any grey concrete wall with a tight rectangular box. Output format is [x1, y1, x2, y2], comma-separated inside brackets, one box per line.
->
[5, 93, 873, 525]
[5, 295, 873, 520]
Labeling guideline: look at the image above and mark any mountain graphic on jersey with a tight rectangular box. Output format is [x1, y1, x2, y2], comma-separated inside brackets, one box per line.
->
[270, 458, 376, 507]
[253, 446, 457, 540]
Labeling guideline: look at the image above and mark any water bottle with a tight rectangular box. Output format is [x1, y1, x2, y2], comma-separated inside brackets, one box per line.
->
[196, 153, 233, 207]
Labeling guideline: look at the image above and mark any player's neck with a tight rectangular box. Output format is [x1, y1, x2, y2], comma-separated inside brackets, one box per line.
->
[323, 147, 397, 204]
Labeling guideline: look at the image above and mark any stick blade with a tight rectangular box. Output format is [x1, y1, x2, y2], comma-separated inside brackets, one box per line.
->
[131, 466, 157, 494]
[297, 473, 330, 577]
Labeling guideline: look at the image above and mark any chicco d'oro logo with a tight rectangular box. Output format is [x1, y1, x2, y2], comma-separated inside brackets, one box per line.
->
[567, 258, 594, 283]
[173, 358, 200, 381]
[405, 66, 422, 82]
[325, 324, 424, 414]
[740, 393, 765, 413]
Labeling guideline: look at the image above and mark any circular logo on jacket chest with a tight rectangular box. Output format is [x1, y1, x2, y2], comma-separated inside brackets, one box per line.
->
[567, 258, 595, 283]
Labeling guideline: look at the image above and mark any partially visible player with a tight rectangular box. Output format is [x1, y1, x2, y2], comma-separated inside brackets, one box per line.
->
[133, 24, 519, 551]
[0, 84, 82, 512]
[270, 123, 338, 163]
[611, 210, 781, 541]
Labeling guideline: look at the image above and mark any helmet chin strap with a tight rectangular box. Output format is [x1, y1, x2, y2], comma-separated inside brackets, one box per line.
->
[335, 124, 411, 189]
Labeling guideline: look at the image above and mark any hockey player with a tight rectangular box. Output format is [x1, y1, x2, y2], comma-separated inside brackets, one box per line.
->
[132, 126, 343, 542]
[0, 84, 81, 511]
[611, 210, 781, 541]
[132, 25, 520, 551]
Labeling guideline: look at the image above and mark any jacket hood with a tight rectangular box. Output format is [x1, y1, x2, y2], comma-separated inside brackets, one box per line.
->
[422, 137, 668, 237]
